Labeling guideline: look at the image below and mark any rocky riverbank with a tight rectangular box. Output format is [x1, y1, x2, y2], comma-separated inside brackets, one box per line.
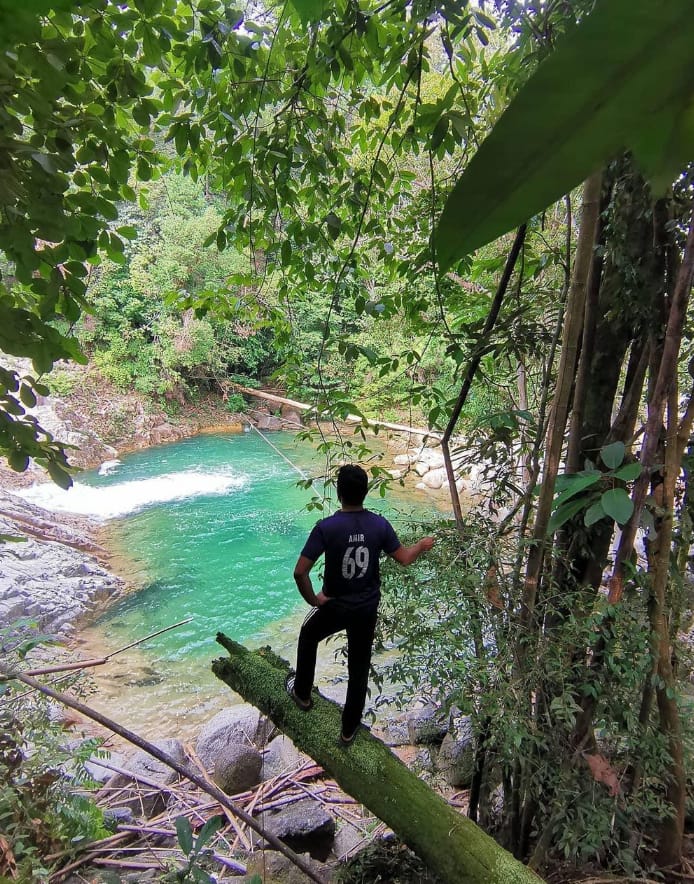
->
[64, 697, 475, 882]
[0, 488, 125, 638]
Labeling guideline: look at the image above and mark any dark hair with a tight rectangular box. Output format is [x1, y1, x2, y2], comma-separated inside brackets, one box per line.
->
[336, 464, 368, 506]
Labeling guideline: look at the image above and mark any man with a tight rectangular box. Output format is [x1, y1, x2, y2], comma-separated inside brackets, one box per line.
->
[287, 464, 435, 745]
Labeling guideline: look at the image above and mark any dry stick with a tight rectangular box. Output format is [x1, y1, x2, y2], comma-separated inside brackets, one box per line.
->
[22, 617, 194, 677]
[186, 742, 253, 851]
[440, 223, 527, 533]
[1, 669, 327, 884]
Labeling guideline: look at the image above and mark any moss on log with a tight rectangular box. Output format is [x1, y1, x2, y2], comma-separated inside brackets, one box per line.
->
[212, 633, 542, 884]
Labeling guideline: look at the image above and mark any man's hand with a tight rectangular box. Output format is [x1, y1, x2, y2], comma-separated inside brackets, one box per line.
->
[315, 591, 330, 606]
[391, 535, 436, 566]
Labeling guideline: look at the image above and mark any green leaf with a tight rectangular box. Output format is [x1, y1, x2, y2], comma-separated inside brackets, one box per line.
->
[632, 95, 694, 197]
[325, 211, 341, 240]
[600, 488, 634, 525]
[612, 461, 642, 482]
[175, 816, 193, 856]
[431, 115, 449, 151]
[193, 814, 223, 853]
[287, 0, 326, 24]
[435, 0, 694, 268]
[551, 470, 601, 508]
[47, 461, 73, 490]
[548, 496, 589, 535]
[584, 500, 606, 527]
[600, 441, 625, 470]
[19, 384, 37, 408]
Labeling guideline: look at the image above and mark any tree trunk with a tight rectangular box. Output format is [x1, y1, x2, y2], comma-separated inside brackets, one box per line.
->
[520, 171, 602, 624]
[212, 633, 543, 884]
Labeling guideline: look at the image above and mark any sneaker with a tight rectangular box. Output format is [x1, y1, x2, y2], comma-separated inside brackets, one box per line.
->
[339, 725, 359, 746]
[285, 674, 313, 711]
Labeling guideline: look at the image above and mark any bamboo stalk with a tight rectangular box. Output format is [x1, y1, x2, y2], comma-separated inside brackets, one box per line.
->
[22, 618, 194, 677]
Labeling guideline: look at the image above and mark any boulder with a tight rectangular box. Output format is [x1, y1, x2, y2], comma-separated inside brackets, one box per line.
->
[196, 704, 271, 773]
[245, 849, 326, 884]
[257, 414, 283, 431]
[436, 715, 475, 788]
[333, 820, 367, 860]
[212, 742, 263, 794]
[393, 454, 414, 466]
[102, 738, 186, 817]
[85, 750, 126, 784]
[261, 735, 304, 781]
[372, 712, 410, 747]
[422, 468, 445, 489]
[280, 406, 303, 427]
[260, 797, 336, 861]
[406, 704, 447, 745]
[414, 461, 430, 477]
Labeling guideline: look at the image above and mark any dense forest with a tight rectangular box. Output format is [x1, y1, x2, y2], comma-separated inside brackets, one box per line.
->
[2, 0, 694, 881]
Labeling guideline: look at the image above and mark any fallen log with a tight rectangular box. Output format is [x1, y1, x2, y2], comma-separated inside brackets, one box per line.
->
[212, 633, 542, 884]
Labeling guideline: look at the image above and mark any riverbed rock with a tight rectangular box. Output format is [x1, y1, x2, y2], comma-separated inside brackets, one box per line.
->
[422, 468, 445, 489]
[406, 704, 447, 745]
[256, 414, 283, 431]
[436, 716, 475, 787]
[280, 405, 303, 427]
[102, 738, 187, 817]
[245, 849, 327, 884]
[212, 743, 263, 794]
[372, 712, 410, 747]
[261, 735, 304, 781]
[260, 797, 336, 861]
[0, 492, 124, 636]
[196, 705, 272, 773]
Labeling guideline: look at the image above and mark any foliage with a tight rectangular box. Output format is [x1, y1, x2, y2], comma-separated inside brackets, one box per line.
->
[377, 519, 688, 874]
[435, 0, 694, 266]
[0, 621, 109, 881]
[162, 814, 223, 883]
[335, 837, 444, 883]
[548, 441, 645, 533]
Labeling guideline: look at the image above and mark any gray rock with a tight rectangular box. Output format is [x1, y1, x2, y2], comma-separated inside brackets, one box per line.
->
[196, 704, 271, 773]
[85, 751, 126, 784]
[333, 820, 367, 861]
[257, 414, 283, 431]
[212, 742, 262, 794]
[436, 716, 475, 787]
[261, 798, 336, 861]
[406, 704, 447, 745]
[104, 806, 136, 828]
[103, 738, 186, 817]
[245, 849, 324, 884]
[373, 712, 410, 746]
[261, 734, 304, 781]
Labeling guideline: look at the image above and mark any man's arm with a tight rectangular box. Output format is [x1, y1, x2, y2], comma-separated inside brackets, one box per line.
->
[293, 555, 329, 606]
[389, 536, 435, 567]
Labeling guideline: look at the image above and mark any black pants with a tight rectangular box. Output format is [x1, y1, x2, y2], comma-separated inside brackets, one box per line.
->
[294, 597, 379, 735]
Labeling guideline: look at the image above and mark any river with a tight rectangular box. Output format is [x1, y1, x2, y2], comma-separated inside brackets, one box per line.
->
[22, 429, 447, 738]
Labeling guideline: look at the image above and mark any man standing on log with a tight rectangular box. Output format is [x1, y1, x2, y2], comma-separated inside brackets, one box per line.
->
[288, 464, 435, 745]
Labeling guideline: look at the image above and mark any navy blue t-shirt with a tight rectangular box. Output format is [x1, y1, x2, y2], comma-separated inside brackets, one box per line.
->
[301, 509, 401, 603]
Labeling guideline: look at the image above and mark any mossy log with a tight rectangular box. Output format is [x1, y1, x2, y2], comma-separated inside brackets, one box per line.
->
[212, 633, 542, 884]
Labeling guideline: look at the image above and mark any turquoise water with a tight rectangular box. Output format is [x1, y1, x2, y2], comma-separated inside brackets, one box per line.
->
[93, 433, 322, 660]
[22, 430, 443, 732]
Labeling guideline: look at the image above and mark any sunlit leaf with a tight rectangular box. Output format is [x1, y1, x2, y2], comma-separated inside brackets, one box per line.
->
[435, 0, 694, 268]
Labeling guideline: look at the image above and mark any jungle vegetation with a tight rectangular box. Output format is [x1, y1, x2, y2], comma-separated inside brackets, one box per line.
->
[2, 0, 694, 879]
